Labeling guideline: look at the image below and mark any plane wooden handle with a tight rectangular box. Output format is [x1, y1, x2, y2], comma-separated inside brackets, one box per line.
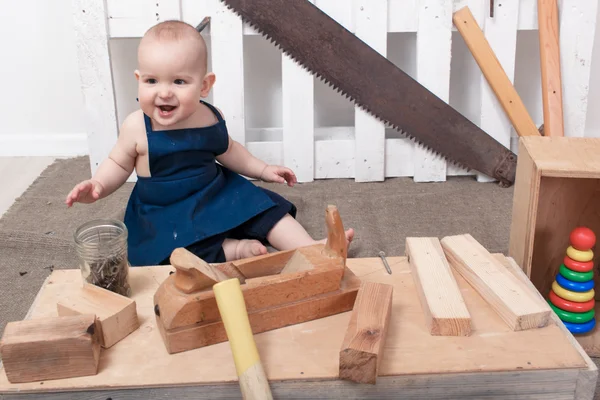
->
[324, 205, 347, 262]
[213, 278, 273, 400]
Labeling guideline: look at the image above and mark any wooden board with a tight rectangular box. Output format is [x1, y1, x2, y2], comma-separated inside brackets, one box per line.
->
[0, 256, 594, 398]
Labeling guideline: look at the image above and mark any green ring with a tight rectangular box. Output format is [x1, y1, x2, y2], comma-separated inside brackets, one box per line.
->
[559, 264, 594, 282]
[548, 301, 595, 323]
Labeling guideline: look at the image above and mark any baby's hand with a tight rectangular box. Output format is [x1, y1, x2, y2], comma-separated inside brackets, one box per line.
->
[260, 165, 297, 187]
[65, 179, 104, 207]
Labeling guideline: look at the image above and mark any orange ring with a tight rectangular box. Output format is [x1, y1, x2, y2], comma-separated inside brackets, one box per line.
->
[549, 289, 595, 312]
[564, 256, 594, 272]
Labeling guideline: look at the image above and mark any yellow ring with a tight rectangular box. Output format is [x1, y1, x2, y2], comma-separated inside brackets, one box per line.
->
[552, 281, 595, 302]
[566, 245, 594, 262]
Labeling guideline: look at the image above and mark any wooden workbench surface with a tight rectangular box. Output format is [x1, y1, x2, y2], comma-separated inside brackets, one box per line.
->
[0, 255, 595, 399]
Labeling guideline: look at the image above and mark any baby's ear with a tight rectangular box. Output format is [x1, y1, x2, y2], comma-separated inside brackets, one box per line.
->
[134, 69, 141, 81]
[200, 72, 216, 97]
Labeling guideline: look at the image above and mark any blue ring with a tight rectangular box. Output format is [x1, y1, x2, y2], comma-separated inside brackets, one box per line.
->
[556, 273, 595, 292]
[564, 317, 596, 334]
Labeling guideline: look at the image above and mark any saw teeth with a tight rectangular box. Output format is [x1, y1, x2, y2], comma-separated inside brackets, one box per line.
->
[218, 0, 474, 172]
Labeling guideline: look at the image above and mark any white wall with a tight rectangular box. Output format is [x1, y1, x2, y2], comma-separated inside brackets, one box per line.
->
[1, 0, 599, 156]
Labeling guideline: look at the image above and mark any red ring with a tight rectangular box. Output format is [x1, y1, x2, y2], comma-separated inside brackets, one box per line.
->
[549, 289, 595, 312]
[564, 256, 594, 272]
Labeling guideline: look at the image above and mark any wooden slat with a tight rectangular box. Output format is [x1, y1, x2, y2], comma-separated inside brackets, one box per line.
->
[405, 237, 471, 336]
[353, 0, 387, 182]
[559, 0, 599, 137]
[339, 281, 393, 384]
[72, 0, 119, 179]
[384, 138, 414, 177]
[106, 0, 181, 38]
[413, 0, 452, 182]
[453, 6, 541, 138]
[282, 54, 314, 182]
[315, 140, 355, 179]
[441, 234, 551, 331]
[210, 1, 245, 145]
[476, 0, 519, 182]
[537, 0, 564, 137]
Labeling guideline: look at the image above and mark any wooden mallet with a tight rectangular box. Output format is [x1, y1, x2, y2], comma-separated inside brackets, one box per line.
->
[213, 278, 273, 400]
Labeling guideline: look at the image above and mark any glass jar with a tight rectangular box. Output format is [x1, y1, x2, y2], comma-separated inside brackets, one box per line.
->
[74, 219, 132, 297]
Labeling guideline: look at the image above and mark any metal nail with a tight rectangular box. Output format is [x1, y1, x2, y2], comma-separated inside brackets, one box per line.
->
[378, 251, 392, 274]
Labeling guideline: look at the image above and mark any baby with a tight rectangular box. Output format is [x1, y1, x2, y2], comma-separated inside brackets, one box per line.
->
[65, 20, 354, 266]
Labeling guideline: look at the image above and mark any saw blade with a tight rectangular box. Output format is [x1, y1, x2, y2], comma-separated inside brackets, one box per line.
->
[218, 0, 517, 186]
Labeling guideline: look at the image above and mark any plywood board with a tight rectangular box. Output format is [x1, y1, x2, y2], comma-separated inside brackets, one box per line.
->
[0, 257, 589, 395]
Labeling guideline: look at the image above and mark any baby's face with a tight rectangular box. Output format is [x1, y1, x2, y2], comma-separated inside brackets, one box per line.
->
[135, 38, 208, 127]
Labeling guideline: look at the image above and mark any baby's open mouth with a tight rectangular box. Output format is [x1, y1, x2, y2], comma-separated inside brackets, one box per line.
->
[159, 105, 176, 112]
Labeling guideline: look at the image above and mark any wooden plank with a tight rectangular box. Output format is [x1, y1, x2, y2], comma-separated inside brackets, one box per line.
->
[315, 139, 355, 179]
[537, 0, 564, 137]
[106, 0, 181, 38]
[0, 314, 100, 383]
[453, 6, 541, 138]
[441, 234, 551, 331]
[0, 259, 589, 395]
[282, 53, 314, 182]
[476, 0, 519, 182]
[559, 0, 599, 137]
[56, 283, 140, 348]
[353, 0, 386, 182]
[405, 237, 472, 336]
[210, 1, 245, 145]
[384, 138, 414, 177]
[72, 0, 119, 178]
[339, 281, 393, 384]
[413, 0, 452, 182]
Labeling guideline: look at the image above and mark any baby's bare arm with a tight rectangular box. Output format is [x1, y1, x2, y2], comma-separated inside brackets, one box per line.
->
[91, 113, 141, 198]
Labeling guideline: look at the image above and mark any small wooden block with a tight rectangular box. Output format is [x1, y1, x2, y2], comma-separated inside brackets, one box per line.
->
[0, 314, 101, 383]
[57, 283, 139, 348]
[405, 237, 472, 336]
[339, 281, 393, 384]
[441, 234, 551, 331]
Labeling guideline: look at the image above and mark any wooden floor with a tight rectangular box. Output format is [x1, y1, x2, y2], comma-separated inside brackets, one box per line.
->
[0, 157, 56, 217]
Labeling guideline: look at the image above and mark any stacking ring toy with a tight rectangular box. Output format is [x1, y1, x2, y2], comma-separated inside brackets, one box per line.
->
[548, 302, 595, 323]
[552, 281, 595, 302]
[566, 245, 594, 262]
[559, 264, 594, 282]
[549, 290, 595, 312]
[564, 256, 594, 272]
[556, 273, 595, 292]
[563, 318, 596, 334]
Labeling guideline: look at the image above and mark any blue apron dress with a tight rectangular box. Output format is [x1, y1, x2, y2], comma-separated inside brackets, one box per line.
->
[123, 100, 297, 266]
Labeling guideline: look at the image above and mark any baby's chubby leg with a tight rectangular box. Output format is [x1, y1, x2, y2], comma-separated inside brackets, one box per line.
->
[266, 214, 354, 251]
[222, 238, 268, 261]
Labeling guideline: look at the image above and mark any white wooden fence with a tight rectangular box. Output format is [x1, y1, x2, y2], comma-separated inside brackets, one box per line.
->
[73, 0, 599, 183]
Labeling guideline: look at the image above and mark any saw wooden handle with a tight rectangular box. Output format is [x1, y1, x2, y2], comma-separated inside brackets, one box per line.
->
[538, 0, 564, 136]
[324, 205, 347, 262]
[213, 278, 273, 400]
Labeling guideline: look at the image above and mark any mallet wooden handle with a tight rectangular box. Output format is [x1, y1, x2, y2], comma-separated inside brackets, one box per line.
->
[213, 279, 273, 400]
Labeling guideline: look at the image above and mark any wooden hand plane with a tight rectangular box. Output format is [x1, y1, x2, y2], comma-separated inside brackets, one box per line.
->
[154, 205, 362, 354]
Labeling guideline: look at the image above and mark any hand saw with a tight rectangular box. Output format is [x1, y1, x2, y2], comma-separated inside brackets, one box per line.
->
[218, 0, 518, 186]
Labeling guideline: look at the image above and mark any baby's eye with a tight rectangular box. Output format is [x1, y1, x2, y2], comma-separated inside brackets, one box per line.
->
[146, 78, 157, 84]
[174, 79, 185, 85]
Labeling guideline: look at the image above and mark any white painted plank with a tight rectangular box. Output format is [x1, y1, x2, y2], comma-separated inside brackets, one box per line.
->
[210, 0, 246, 145]
[72, 0, 118, 177]
[354, 0, 387, 182]
[282, 56, 315, 182]
[106, 0, 181, 38]
[246, 142, 283, 169]
[315, 0, 353, 31]
[414, 0, 453, 182]
[476, 0, 519, 182]
[559, 0, 599, 137]
[315, 140, 355, 179]
[384, 139, 415, 177]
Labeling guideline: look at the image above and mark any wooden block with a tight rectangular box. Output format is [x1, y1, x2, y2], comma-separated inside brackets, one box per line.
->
[158, 267, 361, 354]
[57, 283, 139, 348]
[405, 237, 472, 336]
[453, 6, 541, 138]
[441, 234, 551, 331]
[339, 281, 393, 384]
[0, 314, 100, 383]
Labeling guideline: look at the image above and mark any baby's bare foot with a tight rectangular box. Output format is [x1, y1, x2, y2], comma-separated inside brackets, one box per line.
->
[235, 239, 268, 259]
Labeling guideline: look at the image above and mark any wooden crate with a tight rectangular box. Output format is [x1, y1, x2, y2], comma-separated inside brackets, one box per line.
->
[509, 136, 600, 355]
